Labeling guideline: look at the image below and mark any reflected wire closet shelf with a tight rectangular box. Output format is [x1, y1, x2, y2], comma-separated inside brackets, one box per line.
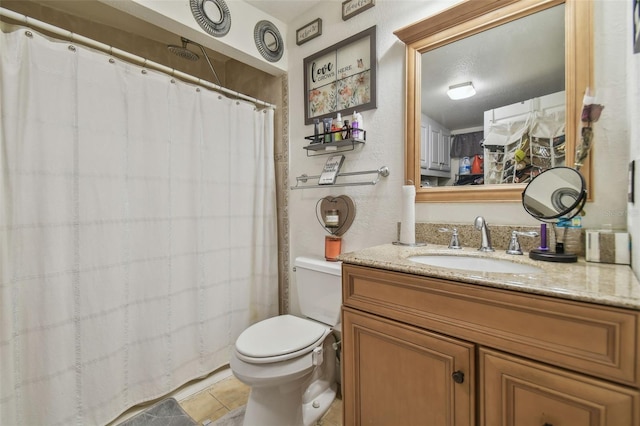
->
[291, 166, 390, 190]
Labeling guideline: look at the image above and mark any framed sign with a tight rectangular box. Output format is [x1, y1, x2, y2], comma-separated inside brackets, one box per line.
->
[303, 26, 377, 125]
[634, 0, 640, 53]
[342, 0, 375, 21]
[296, 18, 322, 45]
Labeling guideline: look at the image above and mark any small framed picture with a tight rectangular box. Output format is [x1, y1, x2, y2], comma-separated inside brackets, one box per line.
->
[296, 19, 322, 46]
[342, 0, 375, 21]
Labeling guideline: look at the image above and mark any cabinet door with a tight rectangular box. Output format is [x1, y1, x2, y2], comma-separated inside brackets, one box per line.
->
[480, 348, 640, 426]
[440, 132, 451, 171]
[342, 307, 475, 426]
[420, 124, 428, 168]
[428, 124, 443, 170]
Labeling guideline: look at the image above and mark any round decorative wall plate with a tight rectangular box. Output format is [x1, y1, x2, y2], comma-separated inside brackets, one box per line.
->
[190, 0, 231, 37]
[254, 20, 284, 62]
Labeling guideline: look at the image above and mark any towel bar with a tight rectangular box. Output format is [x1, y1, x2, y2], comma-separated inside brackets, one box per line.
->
[291, 166, 389, 190]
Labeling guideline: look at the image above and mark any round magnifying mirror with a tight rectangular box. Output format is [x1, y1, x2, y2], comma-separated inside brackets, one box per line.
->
[522, 167, 586, 222]
[523, 167, 586, 263]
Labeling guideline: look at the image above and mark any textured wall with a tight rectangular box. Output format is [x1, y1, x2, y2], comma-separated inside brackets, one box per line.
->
[626, 0, 640, 276]
[287, 0, 635, 314]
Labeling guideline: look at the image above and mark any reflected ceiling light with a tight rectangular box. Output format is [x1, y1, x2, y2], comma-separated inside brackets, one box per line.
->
[447, 82, 476, 100]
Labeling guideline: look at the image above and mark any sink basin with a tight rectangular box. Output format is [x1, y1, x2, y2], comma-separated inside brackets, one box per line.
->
[408, 255, 543, 274]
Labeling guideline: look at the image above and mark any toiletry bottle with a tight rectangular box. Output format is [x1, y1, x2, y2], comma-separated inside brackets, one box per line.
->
[342, 119, 351, 140]
[333, 113, 343, 141]
[355, 111, 363, 139]
[323, 118, 333, 143]
[313, 118, 321, 144]
[351, 111, 360, 138]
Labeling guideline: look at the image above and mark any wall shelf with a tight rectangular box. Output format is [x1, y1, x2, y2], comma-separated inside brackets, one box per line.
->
[303, 131, 366, 156]
[291, 166, 389, 190]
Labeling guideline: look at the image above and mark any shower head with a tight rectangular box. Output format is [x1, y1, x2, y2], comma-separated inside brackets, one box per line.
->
[168, 37, 199, 61]
[167, 37, 221, 86]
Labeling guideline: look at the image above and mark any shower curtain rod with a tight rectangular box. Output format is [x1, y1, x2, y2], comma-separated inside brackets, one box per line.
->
[0, 7, 276, 110]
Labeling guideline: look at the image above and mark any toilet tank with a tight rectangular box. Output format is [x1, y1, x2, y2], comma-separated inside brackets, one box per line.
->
[295, 256, 342, 326]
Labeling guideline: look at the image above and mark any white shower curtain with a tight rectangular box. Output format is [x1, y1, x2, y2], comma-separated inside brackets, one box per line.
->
[0, 27, 278, 425]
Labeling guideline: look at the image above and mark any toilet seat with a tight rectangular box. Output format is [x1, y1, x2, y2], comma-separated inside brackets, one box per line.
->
[235, 314, 330, 364]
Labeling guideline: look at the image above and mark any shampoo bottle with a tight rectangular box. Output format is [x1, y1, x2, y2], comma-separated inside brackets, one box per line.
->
[351, 111, 360, 138]
[333, 112, 343, 141]
[355, 111, 363, 138]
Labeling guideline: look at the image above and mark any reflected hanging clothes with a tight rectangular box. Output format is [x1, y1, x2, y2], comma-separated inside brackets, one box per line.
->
[450, 131, 484, 158]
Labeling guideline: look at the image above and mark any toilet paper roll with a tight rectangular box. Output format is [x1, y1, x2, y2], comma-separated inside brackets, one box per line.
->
[400, 185, 416, 244]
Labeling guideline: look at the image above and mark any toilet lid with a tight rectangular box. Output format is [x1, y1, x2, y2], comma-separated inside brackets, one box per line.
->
[236, 315, 328, 359]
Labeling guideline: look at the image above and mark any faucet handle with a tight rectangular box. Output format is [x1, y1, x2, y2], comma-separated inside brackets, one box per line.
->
[438, 227, 462, 250]
[506, 230, 539, 255]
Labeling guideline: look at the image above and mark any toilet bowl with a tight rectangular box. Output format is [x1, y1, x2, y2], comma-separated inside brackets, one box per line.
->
[230, 257, 342, 426]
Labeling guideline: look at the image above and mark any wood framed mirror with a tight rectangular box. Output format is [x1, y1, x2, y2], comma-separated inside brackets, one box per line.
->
[394, 0, 592, 203]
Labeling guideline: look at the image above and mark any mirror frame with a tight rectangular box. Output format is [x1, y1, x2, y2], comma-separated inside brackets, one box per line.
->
[394, 0, 593, 203]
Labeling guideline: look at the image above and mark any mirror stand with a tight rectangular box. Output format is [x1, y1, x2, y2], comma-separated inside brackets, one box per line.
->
[522, 167, 587, 263]
[530, 243, 578, 263]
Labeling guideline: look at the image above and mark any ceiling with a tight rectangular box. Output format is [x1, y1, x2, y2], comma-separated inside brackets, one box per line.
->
[421, 4, 565, 132]
[244, 0, 323, 24]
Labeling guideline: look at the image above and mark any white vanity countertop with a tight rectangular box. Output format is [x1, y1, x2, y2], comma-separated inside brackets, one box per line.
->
[338, 244, 640, 310]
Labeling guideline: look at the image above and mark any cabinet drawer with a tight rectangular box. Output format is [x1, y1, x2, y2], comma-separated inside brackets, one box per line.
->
[479, 348, 640, 426]
[342, 264, 640, 387]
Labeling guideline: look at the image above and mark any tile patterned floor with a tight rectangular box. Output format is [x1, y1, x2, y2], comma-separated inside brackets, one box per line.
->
[178, 375, 343, 426]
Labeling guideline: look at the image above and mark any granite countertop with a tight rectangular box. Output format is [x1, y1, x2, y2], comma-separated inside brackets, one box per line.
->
[338, 243, 640, 310]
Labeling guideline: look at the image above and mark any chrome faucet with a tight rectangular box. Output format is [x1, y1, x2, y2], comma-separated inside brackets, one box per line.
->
[474, 216, 494, 252]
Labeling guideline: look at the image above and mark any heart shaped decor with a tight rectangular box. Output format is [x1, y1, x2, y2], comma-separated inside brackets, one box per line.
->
[315, 195, 356, 236]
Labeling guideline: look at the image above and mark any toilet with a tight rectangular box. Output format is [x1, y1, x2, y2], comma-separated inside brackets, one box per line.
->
[230, 256, 342, 426]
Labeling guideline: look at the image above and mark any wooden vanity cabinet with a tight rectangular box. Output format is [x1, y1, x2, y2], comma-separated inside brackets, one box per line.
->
[342, 308, 474, 426]
[480, 348, 638, 426]
[341, 264, 640, 426]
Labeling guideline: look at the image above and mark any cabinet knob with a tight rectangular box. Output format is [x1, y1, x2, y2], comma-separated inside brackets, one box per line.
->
[543, 424, 553, 426]
[451, 370, 464, 384]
